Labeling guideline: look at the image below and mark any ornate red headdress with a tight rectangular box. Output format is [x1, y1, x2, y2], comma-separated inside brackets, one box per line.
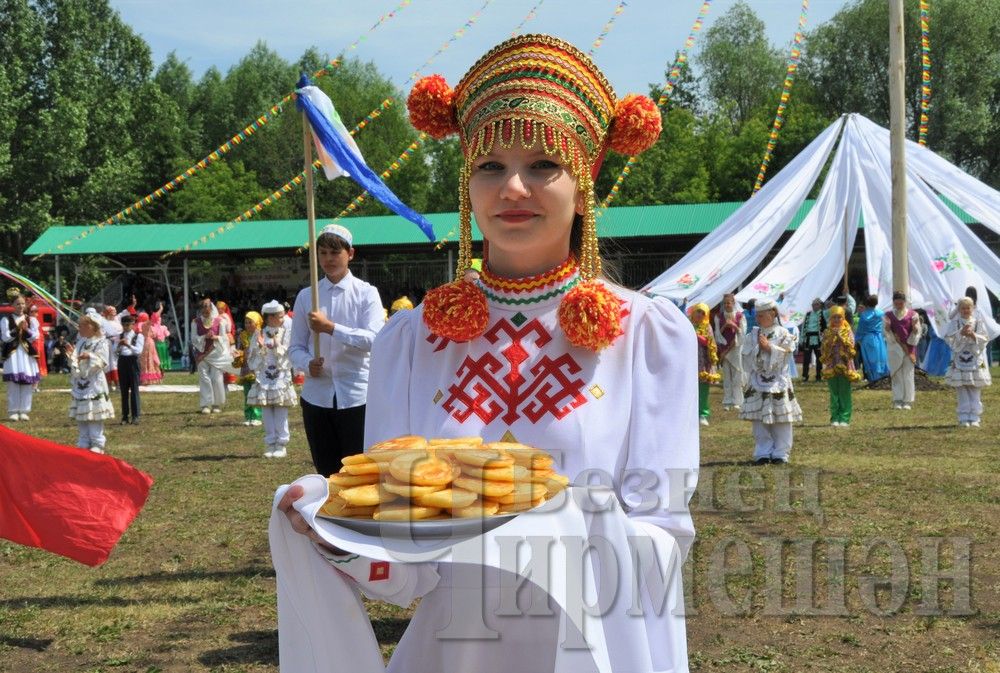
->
[409, 34, 661, 350]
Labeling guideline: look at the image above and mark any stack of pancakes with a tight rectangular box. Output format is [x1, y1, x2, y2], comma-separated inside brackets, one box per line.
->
[320, 436, 569, 520]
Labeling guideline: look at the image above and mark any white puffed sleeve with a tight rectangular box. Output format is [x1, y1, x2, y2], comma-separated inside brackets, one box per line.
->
[363, 310, 418, 447]
[619, 297, 699, 560]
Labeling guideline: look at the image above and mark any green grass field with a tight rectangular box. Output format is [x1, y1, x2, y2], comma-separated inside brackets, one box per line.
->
[1, 371, 997, 672]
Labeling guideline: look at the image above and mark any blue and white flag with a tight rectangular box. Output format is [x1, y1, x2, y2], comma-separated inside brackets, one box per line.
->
[295, 76, 435, 242]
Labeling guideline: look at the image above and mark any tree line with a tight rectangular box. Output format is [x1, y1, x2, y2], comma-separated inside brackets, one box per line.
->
[1, 0, 997, 297]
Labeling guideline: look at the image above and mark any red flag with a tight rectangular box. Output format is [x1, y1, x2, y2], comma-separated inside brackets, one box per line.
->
[0, 424, 153, 566]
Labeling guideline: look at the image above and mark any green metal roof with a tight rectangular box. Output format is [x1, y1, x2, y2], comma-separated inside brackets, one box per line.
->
[25, 199, 977, 257]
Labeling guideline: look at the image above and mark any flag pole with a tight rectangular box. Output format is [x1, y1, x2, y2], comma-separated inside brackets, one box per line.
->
[302, 112, 321, 358]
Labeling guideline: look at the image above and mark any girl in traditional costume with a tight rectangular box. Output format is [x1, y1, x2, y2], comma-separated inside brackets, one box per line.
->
[276, 34, 697, 673]
[740, 298, 802, 463]
[820, 305, 861, 426]
[689, 302, 720, 425]
[234, 310, 264, 427]
[191, 297, 233, 413]
[150, 303, 172, 373]
[943, 297, 992, 427]
[137, 312, 162, 385]
[1, 288, 40, 421]
[66, 313, 114, 453]
[713, 293, 746, 411]
[247, 301, 297, 457]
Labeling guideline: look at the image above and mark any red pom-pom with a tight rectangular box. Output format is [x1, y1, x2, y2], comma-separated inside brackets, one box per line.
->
[422, 280, 489, 342]
[558, 281, 624, 352]
[607, 94, 662, 155]
[407, 75, 459, 139]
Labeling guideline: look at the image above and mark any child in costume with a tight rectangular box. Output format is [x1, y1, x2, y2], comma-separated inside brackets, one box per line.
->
[150, 303, 172, 372]
[115, 314, 143, 424]
[66, 313, 114, 453]
[943, 297, 992, 427]
[713, 293, 746, 411]
[137, 312, 162, 385]
[740, 297, 802, 463]
[689, 302, 720, 426]
[234, 311, 264, 427]
[1, 288, 40, 421]
[820, 305, 861, 426]
[247, 301, 297, 457]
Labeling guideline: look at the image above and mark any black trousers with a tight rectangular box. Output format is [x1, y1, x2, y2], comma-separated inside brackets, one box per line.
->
[801, 341, 822, 380]
[301, 398, 366, 477]
[118, 355, 141, 420]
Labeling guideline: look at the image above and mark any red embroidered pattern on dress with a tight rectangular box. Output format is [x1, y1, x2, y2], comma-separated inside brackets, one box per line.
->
[440, 317, 587, 425]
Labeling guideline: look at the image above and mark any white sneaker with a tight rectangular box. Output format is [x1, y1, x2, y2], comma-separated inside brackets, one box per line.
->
[250, 419, 262, 427]
[8, 414, 18, 422]
[270, 447, 287, 458]
[90, 447, 105, 454]
[959, 421, 970, 427]
[970, 420, 981, 427]
[18, 413, 29, 421]
[201, 407, 212, 414]
[699, 417, 709, 426]
[263, 447, 275, 458]
[242, 420, 252, 426]
[211, 407, 222, 414]
[902, 404, 912, 410]
[893, 403, 904, 410]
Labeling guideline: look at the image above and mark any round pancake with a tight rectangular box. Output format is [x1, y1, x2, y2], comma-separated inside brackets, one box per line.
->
[388, 452, 454, 486]
[452, 500, 501, 518]
[328, 471, 380, 487]
[381, 476, 445, 498]
[493, 482, 547, 504]
[337, 484, 399, 507]
[416, 488, 478, 509]
[461, 464, 530, 481]
[452, 475, 515, 498]
[369, 435, 429, 453]
[373, 505, 441, 521]
[451, 449, 515, 468]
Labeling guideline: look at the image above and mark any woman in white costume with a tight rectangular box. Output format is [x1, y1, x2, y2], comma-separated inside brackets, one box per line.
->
[276, 34, 698, 673]
[943, 297, 992, 427]
[739, 298, 802, 464]
[713, 293, 746, 411]
[247, 301, 297, 457]
[190, 296, 234, 413]
[1, 289, 41, 421]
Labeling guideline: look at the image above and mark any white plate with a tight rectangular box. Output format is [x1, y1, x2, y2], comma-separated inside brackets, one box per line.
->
[316, 513, 518, 539]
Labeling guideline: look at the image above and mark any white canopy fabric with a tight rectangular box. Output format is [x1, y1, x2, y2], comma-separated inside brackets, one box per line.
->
[644, 113, 1000, 333]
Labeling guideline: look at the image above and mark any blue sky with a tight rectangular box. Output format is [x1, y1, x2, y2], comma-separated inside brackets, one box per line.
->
[110, 0, 851, 97]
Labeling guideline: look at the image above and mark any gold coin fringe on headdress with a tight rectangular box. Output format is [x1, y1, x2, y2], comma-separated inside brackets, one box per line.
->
[409, 34, 662, 350]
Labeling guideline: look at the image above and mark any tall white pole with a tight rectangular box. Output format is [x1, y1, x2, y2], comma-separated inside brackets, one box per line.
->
[303, 113, 321, 358]
[54, 256, 61, 326]
[889, 0, 909, 296]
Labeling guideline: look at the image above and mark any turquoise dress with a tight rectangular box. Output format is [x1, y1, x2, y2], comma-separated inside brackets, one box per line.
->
[855, 308, 890, 382]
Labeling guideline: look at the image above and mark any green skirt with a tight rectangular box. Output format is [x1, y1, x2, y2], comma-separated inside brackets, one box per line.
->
[156, 340, 172, 372]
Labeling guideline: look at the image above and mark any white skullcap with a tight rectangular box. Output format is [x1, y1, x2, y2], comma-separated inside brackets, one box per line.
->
[261, 300, 285, 315]
[755, 298, 778, 313]
[319, 223, 353, 247]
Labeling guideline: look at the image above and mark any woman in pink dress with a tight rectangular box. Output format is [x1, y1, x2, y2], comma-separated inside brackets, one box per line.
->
[137, 312, 162, 384]
[150, 303, 172, 372]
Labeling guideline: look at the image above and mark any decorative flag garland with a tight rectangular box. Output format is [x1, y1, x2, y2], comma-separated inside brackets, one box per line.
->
[590, 0, 628, 55]
[752, 0, 809, 194]
[919, 0, 931, 146]
[0, 266, 81, 326]
[599, 0, 713, 210]
[408, 0, 496, 84]
[39, 0, 415, 258]
[510, 0, 546, 37]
